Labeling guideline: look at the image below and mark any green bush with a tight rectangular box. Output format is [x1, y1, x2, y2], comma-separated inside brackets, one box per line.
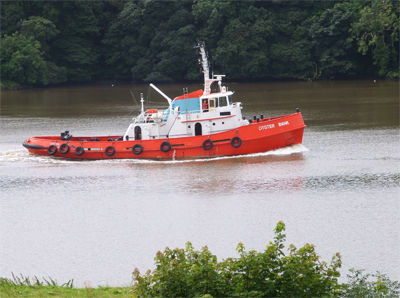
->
[132, 221, 342, 298]
[337, 269, 400, 298]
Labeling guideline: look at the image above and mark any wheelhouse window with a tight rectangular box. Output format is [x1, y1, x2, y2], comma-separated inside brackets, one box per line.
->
[228, 95, 233, 105]
[219, 96, 228, 107]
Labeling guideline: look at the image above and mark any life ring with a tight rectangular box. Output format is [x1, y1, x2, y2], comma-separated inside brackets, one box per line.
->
[59, 143, 70, 154]
[231, 137, 242, 148]
[160, 141, 171, 152]
[132, 144, 143, 155]
[105, 146, 115, 156]
[75, 146, 85, 156]
[202, 139, 213, 150]
[47, 145, 57, 155]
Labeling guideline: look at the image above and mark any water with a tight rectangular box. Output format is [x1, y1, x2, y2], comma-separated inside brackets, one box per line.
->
[0, 80, 399, 287]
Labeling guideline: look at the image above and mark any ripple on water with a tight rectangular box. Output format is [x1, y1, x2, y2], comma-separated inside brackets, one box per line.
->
[305, 173, 400, 190]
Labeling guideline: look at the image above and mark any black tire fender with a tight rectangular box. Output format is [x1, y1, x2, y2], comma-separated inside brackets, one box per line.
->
[160, 141, 171, 152]
[47, 145, 57, 155]
[202, 139, 213, 150]
[105, 146, 115, 156]
[231, 137, 242, 148]
[75, 146, 85, 156]
[59, 143, 70, 154]
[132, 144, 143, 155]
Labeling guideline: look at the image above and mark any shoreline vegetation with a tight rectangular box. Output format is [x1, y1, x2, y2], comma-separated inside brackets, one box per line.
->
[1, 222, 399, 298]
[1, 1, 399, 90]
[0, 80, 27, 91]
[1, 75, 398, 92]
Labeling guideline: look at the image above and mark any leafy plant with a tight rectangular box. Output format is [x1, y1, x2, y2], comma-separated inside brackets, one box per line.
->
[336, 269, 400, 298]
[350, 0, 399, 77]
[132, 221, 342, 298]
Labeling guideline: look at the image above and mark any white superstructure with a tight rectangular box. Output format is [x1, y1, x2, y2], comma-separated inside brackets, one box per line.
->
[123, 42, 248, 141]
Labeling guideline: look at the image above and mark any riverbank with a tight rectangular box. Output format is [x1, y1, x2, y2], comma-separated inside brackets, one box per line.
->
[2, 75, 392, 91]
[0, 80, 26, 91]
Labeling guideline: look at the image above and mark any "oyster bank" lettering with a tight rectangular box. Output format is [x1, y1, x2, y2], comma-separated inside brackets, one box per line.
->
[259, 121, 290, 130]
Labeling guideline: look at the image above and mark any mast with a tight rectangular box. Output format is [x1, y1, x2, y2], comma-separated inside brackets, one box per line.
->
[194, 42, 224, 95]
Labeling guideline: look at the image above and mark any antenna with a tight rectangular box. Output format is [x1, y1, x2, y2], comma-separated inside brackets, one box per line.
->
[140, 93, 144, 115]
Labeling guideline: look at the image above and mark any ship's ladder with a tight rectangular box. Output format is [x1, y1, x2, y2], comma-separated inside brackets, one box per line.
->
[183, 87, 192, 136]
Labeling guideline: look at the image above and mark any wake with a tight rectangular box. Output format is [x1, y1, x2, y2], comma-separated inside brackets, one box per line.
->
[0, 144, 309, 165]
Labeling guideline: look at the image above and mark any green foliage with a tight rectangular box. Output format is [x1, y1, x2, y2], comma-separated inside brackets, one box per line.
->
[20, 16, 59, 53]
[132, 221, 342, 297]
[19, 16, 67, 84]
[0, 2, 26, 37]
[350, 0, 400, 77]
[1, 32, 48, 85]
[103, 0, 196, 81]
[1, 0, 398, 86]
[268, 2, 316, 79]
[309, 3, 357, 79]
[133, 242, 228, 297]
[336, 269, 400, 298]
[215, 5, 273, 79]
[47, 2, 102, 81]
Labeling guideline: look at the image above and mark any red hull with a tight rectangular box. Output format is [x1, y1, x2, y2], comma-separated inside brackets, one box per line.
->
[23, 112, 305, 160]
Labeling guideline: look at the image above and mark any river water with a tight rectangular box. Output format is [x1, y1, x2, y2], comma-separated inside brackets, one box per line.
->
[0, 80, 399, 287]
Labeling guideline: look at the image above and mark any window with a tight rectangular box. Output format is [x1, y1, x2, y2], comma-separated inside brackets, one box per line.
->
[219, 96, 227, 107]
[209, 99, 215, 108]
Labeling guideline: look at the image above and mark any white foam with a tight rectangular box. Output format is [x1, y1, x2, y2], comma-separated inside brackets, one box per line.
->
[1, 144, 308, 165]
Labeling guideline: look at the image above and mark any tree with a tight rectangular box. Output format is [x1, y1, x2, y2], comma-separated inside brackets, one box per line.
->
[103, 0, 196, 82]
[19, 16, 67, 84]
[215, 9, 273, 78]
[309, 3, 358, 79]
[267, 1, 318, 79]
[0, 1, 26, 37]
[1, 32, 47, 85]
[193, 1, 274, 79]
[350, 0, 399, 77]
[20, 16, 59, 53]
[3, 0, 397, 84]
[46, 2, 102, 81]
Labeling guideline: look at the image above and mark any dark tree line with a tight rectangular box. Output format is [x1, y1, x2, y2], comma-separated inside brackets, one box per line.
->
[1, 0, 399, 86]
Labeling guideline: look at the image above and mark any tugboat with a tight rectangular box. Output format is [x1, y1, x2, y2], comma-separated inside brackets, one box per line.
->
[23, 42, 306, 160]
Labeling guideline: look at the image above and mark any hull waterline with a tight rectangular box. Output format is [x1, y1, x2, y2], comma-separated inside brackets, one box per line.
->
[23, 113, 305, 160]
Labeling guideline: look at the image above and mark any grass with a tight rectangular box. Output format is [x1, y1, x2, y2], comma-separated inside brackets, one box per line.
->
[0, 274, 133, 298]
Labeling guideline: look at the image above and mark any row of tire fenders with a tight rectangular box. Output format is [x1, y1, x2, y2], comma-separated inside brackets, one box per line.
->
[46, 137, 243, 157]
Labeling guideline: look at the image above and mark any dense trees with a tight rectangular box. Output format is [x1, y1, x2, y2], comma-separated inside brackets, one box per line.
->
[1, 0, 399, 86]
[1, 32, 48, 84]
[350, 0, 399, 78]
